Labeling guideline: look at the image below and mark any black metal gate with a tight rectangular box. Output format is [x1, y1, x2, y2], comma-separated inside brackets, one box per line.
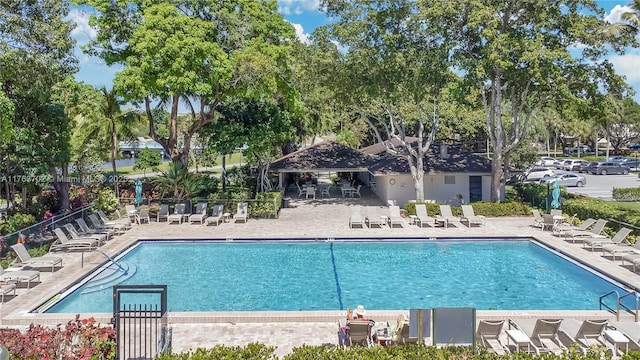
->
[113, 285, 170, 360]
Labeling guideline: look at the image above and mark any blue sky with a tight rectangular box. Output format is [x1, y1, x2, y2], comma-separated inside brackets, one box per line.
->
[70, 0, 640, 102]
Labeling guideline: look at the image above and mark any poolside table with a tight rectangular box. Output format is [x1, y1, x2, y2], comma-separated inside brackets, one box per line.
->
[505, 329, 531, 353]
[605, 329, 629, 355]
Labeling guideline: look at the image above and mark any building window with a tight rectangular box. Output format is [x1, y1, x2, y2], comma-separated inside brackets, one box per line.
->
[444, 176, 455, 185]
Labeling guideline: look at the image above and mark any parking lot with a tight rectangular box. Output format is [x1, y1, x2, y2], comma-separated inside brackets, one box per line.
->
[565, 171, 639, 200]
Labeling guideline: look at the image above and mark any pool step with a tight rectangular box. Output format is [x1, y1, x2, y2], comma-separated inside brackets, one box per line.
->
[81, 261, 137, 294]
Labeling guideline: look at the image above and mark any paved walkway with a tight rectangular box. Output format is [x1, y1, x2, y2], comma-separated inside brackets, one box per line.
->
[1, 190, 638, 357]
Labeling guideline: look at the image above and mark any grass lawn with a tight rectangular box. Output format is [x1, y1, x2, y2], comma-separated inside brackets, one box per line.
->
[103, 152, 243, 176]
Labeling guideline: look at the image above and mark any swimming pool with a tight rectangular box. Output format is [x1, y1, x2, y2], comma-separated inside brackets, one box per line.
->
[46, 239, 630, 313]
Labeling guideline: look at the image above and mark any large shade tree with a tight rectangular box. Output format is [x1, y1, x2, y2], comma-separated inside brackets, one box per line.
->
[0, 0, 77, 211]
[320, 0, 456, 202]
[440, 0, 635, 201]
[77, 0, 299, 167]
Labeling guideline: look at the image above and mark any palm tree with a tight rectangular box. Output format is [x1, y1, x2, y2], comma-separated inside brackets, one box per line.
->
[79, 86, 138, 196]
[606, 0, 640, 36]
[153, 162, 203, 199]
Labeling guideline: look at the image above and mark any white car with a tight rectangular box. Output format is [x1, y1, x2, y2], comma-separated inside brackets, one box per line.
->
[536, 156, 556, 167]
[523, 167, 555, 181]
[563, 159, 588, 171]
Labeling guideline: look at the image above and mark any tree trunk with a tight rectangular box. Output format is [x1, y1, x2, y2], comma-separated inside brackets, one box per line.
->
[110, 127, 119, 197]
[50, 164, 70, 211]
[411, 155, 425, 202]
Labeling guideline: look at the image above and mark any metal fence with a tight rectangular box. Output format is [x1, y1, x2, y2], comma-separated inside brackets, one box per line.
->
[113, 285, 169, 360]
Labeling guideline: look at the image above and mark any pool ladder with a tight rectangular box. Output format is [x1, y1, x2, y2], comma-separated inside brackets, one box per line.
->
[599, 290, 640, 321]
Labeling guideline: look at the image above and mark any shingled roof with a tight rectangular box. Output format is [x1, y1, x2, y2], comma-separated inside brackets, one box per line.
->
[270, 140, 373, 172]
[368, 144, 492, 174]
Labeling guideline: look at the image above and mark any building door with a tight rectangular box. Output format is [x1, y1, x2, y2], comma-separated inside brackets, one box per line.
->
[469, 176, 482, 203]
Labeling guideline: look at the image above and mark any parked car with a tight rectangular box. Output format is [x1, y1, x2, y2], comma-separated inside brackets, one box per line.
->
[577, 162, 596, 173]
[536, 156, 556, 167]
[539, 173, 586, 187]
[609, 156, 627, 162]
[628, 143, 640, 150]
[565, 145, 591, 154]
[588, 161, 631, 175]
[563, 159, 588, 172]
[553, 158, 572, 169]
[618, 158, 640, 171]
[523, 166, 555, 181]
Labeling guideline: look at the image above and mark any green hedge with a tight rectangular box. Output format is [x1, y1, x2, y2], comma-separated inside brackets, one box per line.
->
[404, 201, 530, 217]
[613, 187, 640, 202]
[155, 344, 618, 359]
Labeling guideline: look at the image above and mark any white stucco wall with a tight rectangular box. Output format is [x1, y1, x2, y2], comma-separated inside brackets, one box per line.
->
[373, 174, 492, 207]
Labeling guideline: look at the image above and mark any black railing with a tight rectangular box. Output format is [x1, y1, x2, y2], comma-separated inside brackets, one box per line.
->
[113, 285, 169, 360]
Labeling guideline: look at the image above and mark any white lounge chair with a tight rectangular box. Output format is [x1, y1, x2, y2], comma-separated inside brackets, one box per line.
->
[558, 319, 609, 353]
[583, 227, 632, 252]
[233, 202, 248, 223]
[135, 206, 151, 224]
[64, 223, 106, 244]
[437, 205, 458, 228]
[388, 206, 404, 228]
[97, 210, 131, 230]
[52, 228, 99, 252]
[0, 267, 40, 289]
[349, 205, 364, 228]
[564, 219, 608, 243]
[477, 320, 507, 354]
[531, 209, 544, 228]
[415, 204, 436, 228]
[10, 243, 62, 272]
[602, 233, 640, 261]
[76, 218, 112, 241]
[365, 206, 384, 228]
[0, 283, 16, 302]
[205, 205, 225, 226]
[510, 318, 565, 354]
[168, 203, 187, 224]
[553, 217, 595, 236]
[87, 214, 121, 236]
[189, 202, 208, 224]
[461, 205, 485, 227]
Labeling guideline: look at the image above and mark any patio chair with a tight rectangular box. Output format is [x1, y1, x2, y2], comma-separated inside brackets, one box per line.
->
[349, 205, 364, 228]
[52, 228, 99, 252]
[343, 319, 374, 347]
[205, 204, 225, 226]
[296, 183, 305, 198]
[76, 218, 113, 241]
[10, 243, 62, 272]
[388, 206, 404, 228]
[97, 210, 131, 230]
[168, 203, 187, 224]
[233, 202, 248, 223]
[157, 204, 169, 222]
[602, 231, 640, 261]
[553, 217, 596, 236]
[583, 227, 632, 252]
[460, 205, 485, 227]
[436, 205, 458, 228]
[558, 319, 608, 353]
[352, 184, 362, 198]
[564, 219, 608, 243]
[0, 283, 16, 302]
[365, 206, 384, 228]
[189, 202, 208, 224]
[64, 223, 106, 244]
[415, 204, 436, 228]
[510, 318, 565, 354]
[477, 320, 507, 354]
[88, 214, 120, 236]
[0, 267, 40, 289]
[305, 186, 316, 199]
[125, 204, 138, 222]
[541, 214, 555, 231]
[136, 206, 151, 224]
[320, 185, 331, 198]
[531, 209, 544, 228]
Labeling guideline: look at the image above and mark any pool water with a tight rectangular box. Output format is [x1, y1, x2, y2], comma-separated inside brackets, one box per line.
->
[47, 240, 629, 313]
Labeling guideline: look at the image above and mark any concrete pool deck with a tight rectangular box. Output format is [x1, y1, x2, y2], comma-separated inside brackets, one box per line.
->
[1, 193, 638, 357]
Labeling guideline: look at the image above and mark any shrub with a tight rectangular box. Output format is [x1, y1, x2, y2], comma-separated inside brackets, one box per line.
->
[0, 315, 116, 359]
[404, 201, 530, 217]
[612, 187, 640, 202]
[156, 343, 275, 360]
[249, 192, 281, 219]
[93, 189, 119, 215]
[0, 213, 36, 235]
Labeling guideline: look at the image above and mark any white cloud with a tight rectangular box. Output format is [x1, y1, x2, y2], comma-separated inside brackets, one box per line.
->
[609, 52, 640, 83]
[66, 8, 97, 43]
[604, 4, 632, 24]
[278, 0, 320, 15]
[292, 23, 310, 44]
